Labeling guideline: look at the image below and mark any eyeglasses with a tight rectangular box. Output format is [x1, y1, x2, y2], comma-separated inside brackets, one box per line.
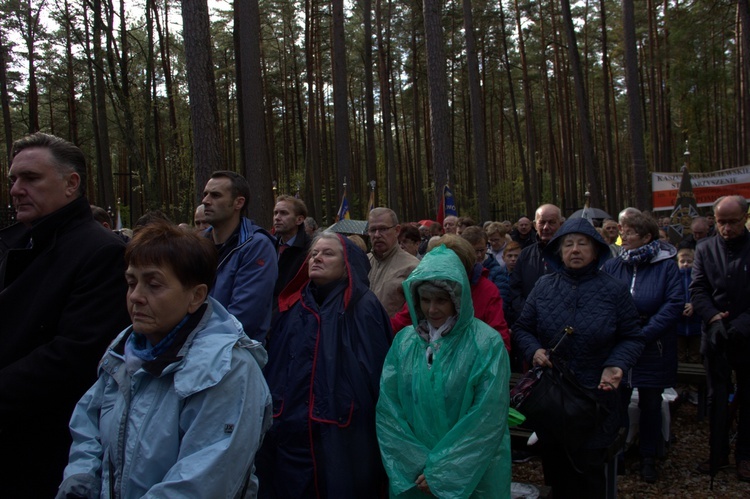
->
[368, 225, 396, 235]
[620, 231, 641, 238]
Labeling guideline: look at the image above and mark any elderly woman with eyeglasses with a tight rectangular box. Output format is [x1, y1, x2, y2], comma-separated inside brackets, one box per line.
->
[602, 212, 682, 484]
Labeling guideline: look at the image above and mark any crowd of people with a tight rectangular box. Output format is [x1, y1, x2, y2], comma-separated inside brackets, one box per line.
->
[2, 131, 749, 498]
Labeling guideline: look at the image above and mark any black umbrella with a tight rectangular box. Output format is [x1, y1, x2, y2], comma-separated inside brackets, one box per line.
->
[569, 207, 612, 220]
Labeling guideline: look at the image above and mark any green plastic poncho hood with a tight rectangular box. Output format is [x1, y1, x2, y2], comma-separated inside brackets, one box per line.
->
[402, 245, 474, 336]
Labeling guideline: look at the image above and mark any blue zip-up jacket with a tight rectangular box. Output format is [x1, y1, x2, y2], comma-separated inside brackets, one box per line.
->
[513, 218, 645, 449]
[602, 242, 682, 388]
[482, 255, 505, 292]
[57, 298, 272, 499]
[208, 217, 278, 343]
[256, 235, 392, 498]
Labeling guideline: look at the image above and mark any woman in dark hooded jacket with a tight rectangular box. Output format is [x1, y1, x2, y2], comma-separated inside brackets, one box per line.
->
[514, 218, 645, 498]
[256, 231, 392, 498]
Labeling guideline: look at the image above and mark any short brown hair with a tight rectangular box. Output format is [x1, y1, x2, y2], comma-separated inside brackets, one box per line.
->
[276, 194, 308, 218]
[460, 226, 486, 245]
[399, 224, 421, 244]
[426, 234, 475, 276]
[457, 216, 476, 228]
[91, 205, 113, 227]
[125, 221, 217, 288]
[504, 241, 521, 253]
[620, 212, 659, 242]
[677, 248, 695, 259]
[485, 222, 508, 238]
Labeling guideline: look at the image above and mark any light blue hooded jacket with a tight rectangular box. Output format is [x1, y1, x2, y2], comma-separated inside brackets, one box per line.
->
[56, 297, 272, 499]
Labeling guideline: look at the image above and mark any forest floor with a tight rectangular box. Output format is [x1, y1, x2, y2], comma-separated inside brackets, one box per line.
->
[512, 397, 750, 498]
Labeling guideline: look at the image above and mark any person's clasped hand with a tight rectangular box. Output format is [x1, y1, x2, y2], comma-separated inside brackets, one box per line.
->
[598, 366, 623, 391]
[532, 348, 553, 368]
[415, 474, 432, 495]
[682, 303, 693, 317]
[707, 320, 728, 351]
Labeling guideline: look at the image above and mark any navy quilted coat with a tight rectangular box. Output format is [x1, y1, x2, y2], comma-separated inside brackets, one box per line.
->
[513, 218, 646, 448]
[602, 242, 682, 388]
[256, 235, 391, 498]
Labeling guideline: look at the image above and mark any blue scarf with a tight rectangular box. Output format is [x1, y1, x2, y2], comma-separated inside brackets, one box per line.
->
[128, 315, 191, 361]
[620, 239, 660, 266]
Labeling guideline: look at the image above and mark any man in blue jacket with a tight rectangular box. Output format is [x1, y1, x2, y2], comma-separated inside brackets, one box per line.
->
[202, 171, 277, 343]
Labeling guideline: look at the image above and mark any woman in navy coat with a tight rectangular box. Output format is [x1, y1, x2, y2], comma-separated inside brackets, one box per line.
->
[256, 231, 391, 498]
[514, 218, 645, 498]
[603, 212, 682, 483]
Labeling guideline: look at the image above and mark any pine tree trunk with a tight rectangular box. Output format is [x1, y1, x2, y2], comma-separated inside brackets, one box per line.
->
[422, 0, 454, 212]
[463, 0, 489, 222]
[182, 0, 223, 205]
[623, 0, 650, 209]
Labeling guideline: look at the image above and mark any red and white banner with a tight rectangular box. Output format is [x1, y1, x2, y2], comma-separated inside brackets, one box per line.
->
[652, 166, 750, 210]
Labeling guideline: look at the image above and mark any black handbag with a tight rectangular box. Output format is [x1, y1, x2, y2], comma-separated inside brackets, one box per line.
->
[510, 327, 609, 451]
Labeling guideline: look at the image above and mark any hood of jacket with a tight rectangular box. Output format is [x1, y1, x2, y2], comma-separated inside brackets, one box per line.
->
[205, 217, 275, 262]
[104, 297, 267, 398]
[402, 244, 474, 336]
[542, 218, 612, 273]
[277, 232, 372, 312]
[649, 240, 677, 263]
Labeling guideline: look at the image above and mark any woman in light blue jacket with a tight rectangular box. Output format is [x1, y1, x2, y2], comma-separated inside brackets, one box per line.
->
[56, 222, 272, 499]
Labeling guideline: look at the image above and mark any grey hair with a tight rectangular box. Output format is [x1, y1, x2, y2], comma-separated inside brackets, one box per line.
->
[310, 230, 344, 251]
[369, 207, 399, 225]
[12, 132, 87, 196]
[713, 195, 748, 214]
[618, 207, 641, 224]
[535, 204, 562, 221]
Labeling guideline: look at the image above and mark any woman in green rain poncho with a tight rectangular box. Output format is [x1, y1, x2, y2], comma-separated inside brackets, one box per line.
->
[376, 245, 512, 498]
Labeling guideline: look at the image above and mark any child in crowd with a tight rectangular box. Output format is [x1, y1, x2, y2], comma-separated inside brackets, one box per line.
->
[498, 241, 521, 325]
[676, 248, 702, 404]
